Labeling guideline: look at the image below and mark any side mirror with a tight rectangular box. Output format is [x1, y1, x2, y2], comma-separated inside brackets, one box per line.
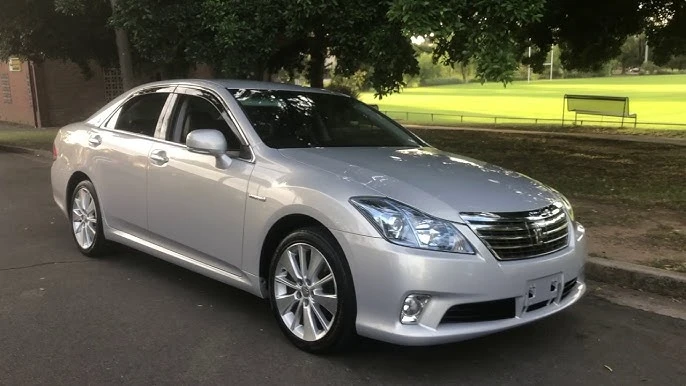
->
[186, 129, 232, 169]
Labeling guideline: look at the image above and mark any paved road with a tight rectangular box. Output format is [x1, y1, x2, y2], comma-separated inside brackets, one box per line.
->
[1, 151, 685, 385]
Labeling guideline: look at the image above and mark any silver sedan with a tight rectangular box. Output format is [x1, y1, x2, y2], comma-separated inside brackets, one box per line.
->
[51, 80, 587, 353]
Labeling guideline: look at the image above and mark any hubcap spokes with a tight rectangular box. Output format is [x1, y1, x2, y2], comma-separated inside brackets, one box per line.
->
[274, 243, 338, 342]
[72, 188, 97, 249]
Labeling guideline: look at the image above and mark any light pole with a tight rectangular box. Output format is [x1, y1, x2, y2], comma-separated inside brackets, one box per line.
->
[549, 45, 554, 80]
[527, 46, 532, 83]
[543, 45, 554, 80]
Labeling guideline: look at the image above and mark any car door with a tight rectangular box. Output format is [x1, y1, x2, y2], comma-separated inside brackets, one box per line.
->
[93, 87, 175, 236]
[146, 87, 254, 274]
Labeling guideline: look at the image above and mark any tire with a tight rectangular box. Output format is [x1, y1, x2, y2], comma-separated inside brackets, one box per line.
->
[68, 180, 108, 257]
[268, 227, 357, 353]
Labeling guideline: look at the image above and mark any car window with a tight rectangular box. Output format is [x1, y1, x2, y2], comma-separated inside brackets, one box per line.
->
[169, 95, 241, 150]
[228, 89, 422, 149]
[109, 93, 169, 136]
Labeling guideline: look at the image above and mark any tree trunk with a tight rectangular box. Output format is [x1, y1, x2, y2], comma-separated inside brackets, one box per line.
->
[308, 44, 326, 88]
[109, 0, 135, 91]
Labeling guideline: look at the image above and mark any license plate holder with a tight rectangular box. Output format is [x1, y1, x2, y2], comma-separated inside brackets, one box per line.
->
[525, 273, 563, 307]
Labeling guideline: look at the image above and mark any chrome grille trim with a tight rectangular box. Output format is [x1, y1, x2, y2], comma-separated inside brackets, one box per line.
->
[461, 204, 570, 260]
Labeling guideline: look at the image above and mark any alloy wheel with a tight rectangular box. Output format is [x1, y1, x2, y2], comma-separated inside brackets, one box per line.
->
[273, 243, 338, 342]
[72, 187, 98, 249]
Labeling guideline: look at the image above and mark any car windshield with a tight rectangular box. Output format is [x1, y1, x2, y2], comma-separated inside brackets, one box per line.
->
[228, 88, 423, 149]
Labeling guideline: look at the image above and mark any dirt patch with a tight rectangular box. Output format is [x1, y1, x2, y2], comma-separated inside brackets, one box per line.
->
[573, 200, 685, 269]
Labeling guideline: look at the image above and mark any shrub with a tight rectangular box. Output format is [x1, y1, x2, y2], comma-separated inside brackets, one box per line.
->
[325, 84, 360, 99]
[640, 61, 660, 75]
[420, 77, 464, 86]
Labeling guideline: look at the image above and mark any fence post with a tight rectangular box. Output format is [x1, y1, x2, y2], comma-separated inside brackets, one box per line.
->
[406, 112, 409, 121]
[431, 113, 434, 122]
[460, 115, 463, 123]
[494, 117, 497, 124]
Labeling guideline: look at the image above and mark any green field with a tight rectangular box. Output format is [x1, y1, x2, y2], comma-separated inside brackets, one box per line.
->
[360, 74, 686, 129]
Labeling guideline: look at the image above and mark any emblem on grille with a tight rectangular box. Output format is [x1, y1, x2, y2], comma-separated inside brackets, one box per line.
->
[532, 224, 544, 245]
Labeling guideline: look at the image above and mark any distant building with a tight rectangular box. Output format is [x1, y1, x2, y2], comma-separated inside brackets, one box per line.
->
[0, 58, 212, 127]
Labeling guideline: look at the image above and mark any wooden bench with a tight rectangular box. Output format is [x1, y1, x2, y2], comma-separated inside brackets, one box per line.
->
[563, 94, 637, 128]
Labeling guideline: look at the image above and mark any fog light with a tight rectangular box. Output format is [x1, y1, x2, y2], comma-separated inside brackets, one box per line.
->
[400, 294, 431, 324]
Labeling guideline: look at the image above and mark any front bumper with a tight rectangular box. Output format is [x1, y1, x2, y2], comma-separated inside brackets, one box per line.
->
[332, 222, 587, 346]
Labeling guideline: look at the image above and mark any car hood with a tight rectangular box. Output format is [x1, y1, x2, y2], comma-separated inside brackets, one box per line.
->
[279, 147, 560, 222]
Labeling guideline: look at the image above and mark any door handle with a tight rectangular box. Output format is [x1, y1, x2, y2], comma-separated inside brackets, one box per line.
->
[88, 134, 102, 147]
[149, 149, 169, 165]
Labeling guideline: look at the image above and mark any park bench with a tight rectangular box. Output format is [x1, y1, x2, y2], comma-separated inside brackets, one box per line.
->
[562, 94, 637, 128]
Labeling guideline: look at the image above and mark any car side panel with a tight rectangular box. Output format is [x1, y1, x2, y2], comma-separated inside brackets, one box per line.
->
[50, 123, 153, 234]
[89, 128, 153, 234]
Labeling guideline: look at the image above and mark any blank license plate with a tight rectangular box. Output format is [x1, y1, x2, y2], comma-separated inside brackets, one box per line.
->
[525, 273, 563, 306]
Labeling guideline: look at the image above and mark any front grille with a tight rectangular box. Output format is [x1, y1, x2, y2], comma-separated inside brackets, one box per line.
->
[441, 298, 516, 324]
[461, 204, 570, 260]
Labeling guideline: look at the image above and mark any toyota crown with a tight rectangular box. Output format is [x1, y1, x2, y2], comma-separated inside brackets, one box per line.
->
[51, 80, 586, 353]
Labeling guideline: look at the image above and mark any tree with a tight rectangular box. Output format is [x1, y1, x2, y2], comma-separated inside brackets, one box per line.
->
[643, 0, 686, 66]
[667, 55, 686, 70]
[389, 0, 546, 85]
[618, 36, 644, 73]
[390, 0, 686, 84]
[54, 0, 134, 90]
[111, 0, 419, 96]
[0, 0, 116, 73]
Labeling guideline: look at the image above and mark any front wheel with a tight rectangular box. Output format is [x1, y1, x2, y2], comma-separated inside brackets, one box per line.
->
[268, 227, 356, 353]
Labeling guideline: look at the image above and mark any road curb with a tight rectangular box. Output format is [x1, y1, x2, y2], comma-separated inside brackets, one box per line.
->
[0, 144, 53, 160]
[586, 257, 686, 299]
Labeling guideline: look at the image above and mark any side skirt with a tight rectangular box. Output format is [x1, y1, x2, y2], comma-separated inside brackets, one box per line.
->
[106, 228, 265, 298]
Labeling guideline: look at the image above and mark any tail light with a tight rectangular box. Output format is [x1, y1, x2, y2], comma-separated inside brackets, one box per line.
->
[52, 143, 58, 161]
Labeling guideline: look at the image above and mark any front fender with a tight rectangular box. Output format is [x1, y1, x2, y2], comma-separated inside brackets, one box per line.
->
[241, 160, 381, 278]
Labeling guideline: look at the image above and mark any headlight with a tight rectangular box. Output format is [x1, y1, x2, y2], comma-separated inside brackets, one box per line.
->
[350, 197, 475, 254]
[551, 190, 574, 221]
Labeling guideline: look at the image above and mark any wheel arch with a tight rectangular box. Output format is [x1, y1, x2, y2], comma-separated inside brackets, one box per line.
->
[66, 171, 91, 210]
[258, 213, 352, 294]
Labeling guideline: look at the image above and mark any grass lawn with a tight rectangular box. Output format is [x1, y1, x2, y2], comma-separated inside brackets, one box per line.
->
[0, 127, 58, 151]
[361, 74, 686, 130]
[416, 128, 686, 269]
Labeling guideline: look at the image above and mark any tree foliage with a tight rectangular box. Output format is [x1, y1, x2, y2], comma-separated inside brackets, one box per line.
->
[0, 0, 116, 72]
[390, 0, 686, 84]
[389, 0, 546, 85]
[2, 0, 684, 96]
[111, 0, 418, 96]
[666, 55, 686, 70]
[618, 35, 645, 73]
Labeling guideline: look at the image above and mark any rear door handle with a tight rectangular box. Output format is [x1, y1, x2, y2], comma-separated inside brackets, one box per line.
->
[88, 134, 102, 147]
[149, 149, 169, 165]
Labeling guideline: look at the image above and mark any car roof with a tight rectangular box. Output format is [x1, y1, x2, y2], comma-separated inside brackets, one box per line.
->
[146, 79, 340, 95]
[213, 79, 335, 93]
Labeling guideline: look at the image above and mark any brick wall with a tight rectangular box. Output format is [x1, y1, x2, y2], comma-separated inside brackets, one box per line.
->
[33, 60, 110, 127]
[189, 64, 215, 79]
[1, 59, 218, 128]
[0, 60, 36, 126]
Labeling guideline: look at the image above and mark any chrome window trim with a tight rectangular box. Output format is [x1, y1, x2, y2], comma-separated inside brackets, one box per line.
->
[174, 85, 253, 149]
[97, 86, 177, 138]
[97, 84, 255, 163]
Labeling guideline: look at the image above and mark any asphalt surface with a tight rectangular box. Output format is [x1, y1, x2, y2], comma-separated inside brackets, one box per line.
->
[1, 151, 685, 385]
